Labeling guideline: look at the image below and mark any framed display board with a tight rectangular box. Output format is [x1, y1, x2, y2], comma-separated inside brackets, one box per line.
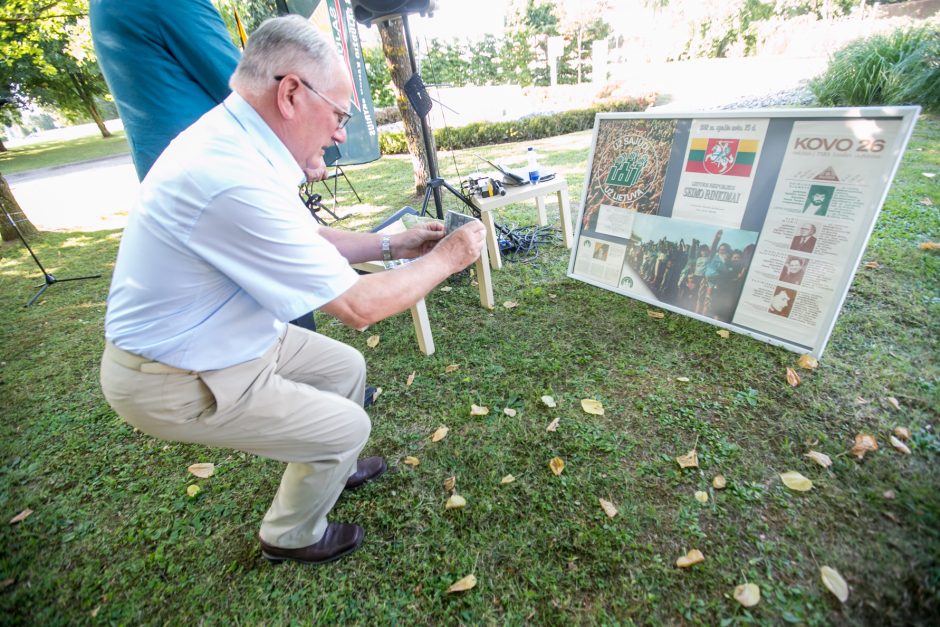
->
[567, 107, 920, 357]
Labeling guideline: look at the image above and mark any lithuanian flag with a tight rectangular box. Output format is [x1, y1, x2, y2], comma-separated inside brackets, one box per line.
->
[685, 138, 758, 177]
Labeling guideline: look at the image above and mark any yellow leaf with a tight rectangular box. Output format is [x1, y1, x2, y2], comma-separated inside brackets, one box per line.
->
[439, 285, 453, 292]
[9, 509, 33, 525]
[541, 395, 557, 408]
[549, 457, 565, 476]
[893, 426, 911, 441]
[366, 335, 380, 348]
[500, 474, 515, 485]
[186, 484, 201, 498]
[445, 494, 466, 510]
[581, 399, 604, 415]
[503, 407, 517, 417]
[675, 376, 690, 382]
[503, 301, 519, 309]
[780, 471, 813, 491]
[886, 396, 901, 411]
[890, 435, 912, 455]
[919, 197, 933, 206]
[404, 456, 420, 467]
[717, 329, 730, 339]
[676, 449, 699, 469]
[864, 261, 880, 269]
[805, 450, 833, 468]
[548, 293, 557, 299]
[470, 404, 489, 416]
[820, 566, 849, 603]
[431, 426, 449, 442]
[920, 241, 940, 250]
[599, 498, 618, 518]
[675, 549, 704, 568]
[446, 574, 477, 593]
[647, 310, 665, 319]
[851, 433, 879, 460]
[733, 583, 761, 608]
[443, 476, 456, 491]
[406, 371, 416, 387]
[546, 417, 560, 432]
[786, 367, 801, 387]
[694, 490, 709, 504]
[187, 463, 215, 479]
[444, 364, 460, 373]
[712, 475, 727, 489]
[797, 354, 819, 369]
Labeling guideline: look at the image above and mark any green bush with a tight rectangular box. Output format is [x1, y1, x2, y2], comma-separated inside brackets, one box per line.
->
[810, 23, 940, 112]
[377, 96, 653, 155]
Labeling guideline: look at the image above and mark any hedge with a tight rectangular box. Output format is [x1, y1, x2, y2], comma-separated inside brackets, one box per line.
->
[377, 95, 654, 155]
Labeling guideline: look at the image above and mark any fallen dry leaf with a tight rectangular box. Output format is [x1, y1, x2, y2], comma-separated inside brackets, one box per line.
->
[503, 407, 517, 417]
[406, 371, 416, 387]
[548, 293, 557, 299]
[581, 399, 604, 415]
[470, 404, 489, 416]
[734, 583, 761, 608]
[694, 491, 709, 504]
[894, 426, 911, 441]
[9, 509, 33, 525]
[919, 241, 940, 250]
[855, 396, 869, 404]
[919, 197, 933, 206]
[647, 310, 665, 319]
[186, 484, 201, 498]
[890, 435, 912, 455]
[546, 417, 560, 432]
[851, 433, 879, 460]
[712, 475, 727, 490]
[786, 367, 801, 387]
[446, 574, 477, 593]
[717, 329, 730, 339]
[443, 476, 456, 491]
[676, 376, 690, 382]
[372, 387, 383, 403]
[431, 426, 449, 442]
[805, 450, 833, 468]
[922, 172, 937, 178]
[541, 395, 557, 408]
[445, 494, 467, 510]
[886, 396, 901, 411]
[882, 489, 896, 500]
[864, 261, 880, 269]
[500, 474, 515, 485]
[439, 286, 452, 292]
[676, 449, 699, 469]
[187, 463, 215, 479]
[403, 456, 420, 467]
[676, 549, 704, 568]
[820, 566, 849, 603]
[503, 301, 519, 309]
[549, 457, 565, 476]
[780, 471, 813, 491]
[366, 335, 380, 348]
[798, 354, 819, 369]
[444, 364, 460, 373]
[599, 498, 618, 518]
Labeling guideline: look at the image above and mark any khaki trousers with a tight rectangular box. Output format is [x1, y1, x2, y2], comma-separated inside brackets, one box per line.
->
[99, 325, 368, 549]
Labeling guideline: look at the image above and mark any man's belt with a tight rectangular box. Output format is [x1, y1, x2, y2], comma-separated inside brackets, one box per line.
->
[104, 342, 196, 375]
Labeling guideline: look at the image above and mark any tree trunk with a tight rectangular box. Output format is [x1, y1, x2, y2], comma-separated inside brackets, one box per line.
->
[88, 102, 112, 139]
[0, 137, 7, 152]
[68, 71, 112, 139]
[378, 18, 437, 196]
[1, 173, 39, 242]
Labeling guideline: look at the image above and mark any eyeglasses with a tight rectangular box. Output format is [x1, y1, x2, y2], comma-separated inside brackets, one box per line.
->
[274, 75, 352, 130]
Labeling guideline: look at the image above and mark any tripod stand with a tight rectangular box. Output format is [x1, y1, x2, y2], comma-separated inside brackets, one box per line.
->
[418, 177, 479, 220]
[1, 205, 101, 307]
[299, 183, 345, 225]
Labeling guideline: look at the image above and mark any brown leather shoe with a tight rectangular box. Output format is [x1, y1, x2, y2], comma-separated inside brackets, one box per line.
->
[260, 522, 364, 565]
[344, 456, 387, 490]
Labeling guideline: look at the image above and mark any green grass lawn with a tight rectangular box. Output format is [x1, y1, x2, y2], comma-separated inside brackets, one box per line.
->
[0, 118, 937, 624]
[0, 130, 130, 175]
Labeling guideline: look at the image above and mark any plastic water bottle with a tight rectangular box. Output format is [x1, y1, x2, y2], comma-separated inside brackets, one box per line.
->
[527, 146, 539, 185]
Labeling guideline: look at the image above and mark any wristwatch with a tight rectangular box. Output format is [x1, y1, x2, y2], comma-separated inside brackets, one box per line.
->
[381, 235, 393, 264]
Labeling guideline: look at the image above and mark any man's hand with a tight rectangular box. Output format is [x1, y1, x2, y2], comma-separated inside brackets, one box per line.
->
[390, 222, 445, 259]
[304, 155, 328, 182]
[431, 221, 486, 272]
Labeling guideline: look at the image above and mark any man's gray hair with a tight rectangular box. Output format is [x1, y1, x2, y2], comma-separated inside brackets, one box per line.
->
[230, 15, 343, 96]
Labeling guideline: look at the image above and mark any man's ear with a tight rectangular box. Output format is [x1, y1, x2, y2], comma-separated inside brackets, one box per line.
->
[276, 77, 301, 120]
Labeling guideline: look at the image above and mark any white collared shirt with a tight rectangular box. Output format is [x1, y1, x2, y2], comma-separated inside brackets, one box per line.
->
[105, 93, 358, 370]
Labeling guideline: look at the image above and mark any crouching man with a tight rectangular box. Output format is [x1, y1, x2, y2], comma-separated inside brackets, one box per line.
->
[100, 15, 484, 565]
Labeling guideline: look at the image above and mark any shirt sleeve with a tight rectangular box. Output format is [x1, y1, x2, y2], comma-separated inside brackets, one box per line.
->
[187, 183, 360, 322]
[160, 0, 241, 104]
